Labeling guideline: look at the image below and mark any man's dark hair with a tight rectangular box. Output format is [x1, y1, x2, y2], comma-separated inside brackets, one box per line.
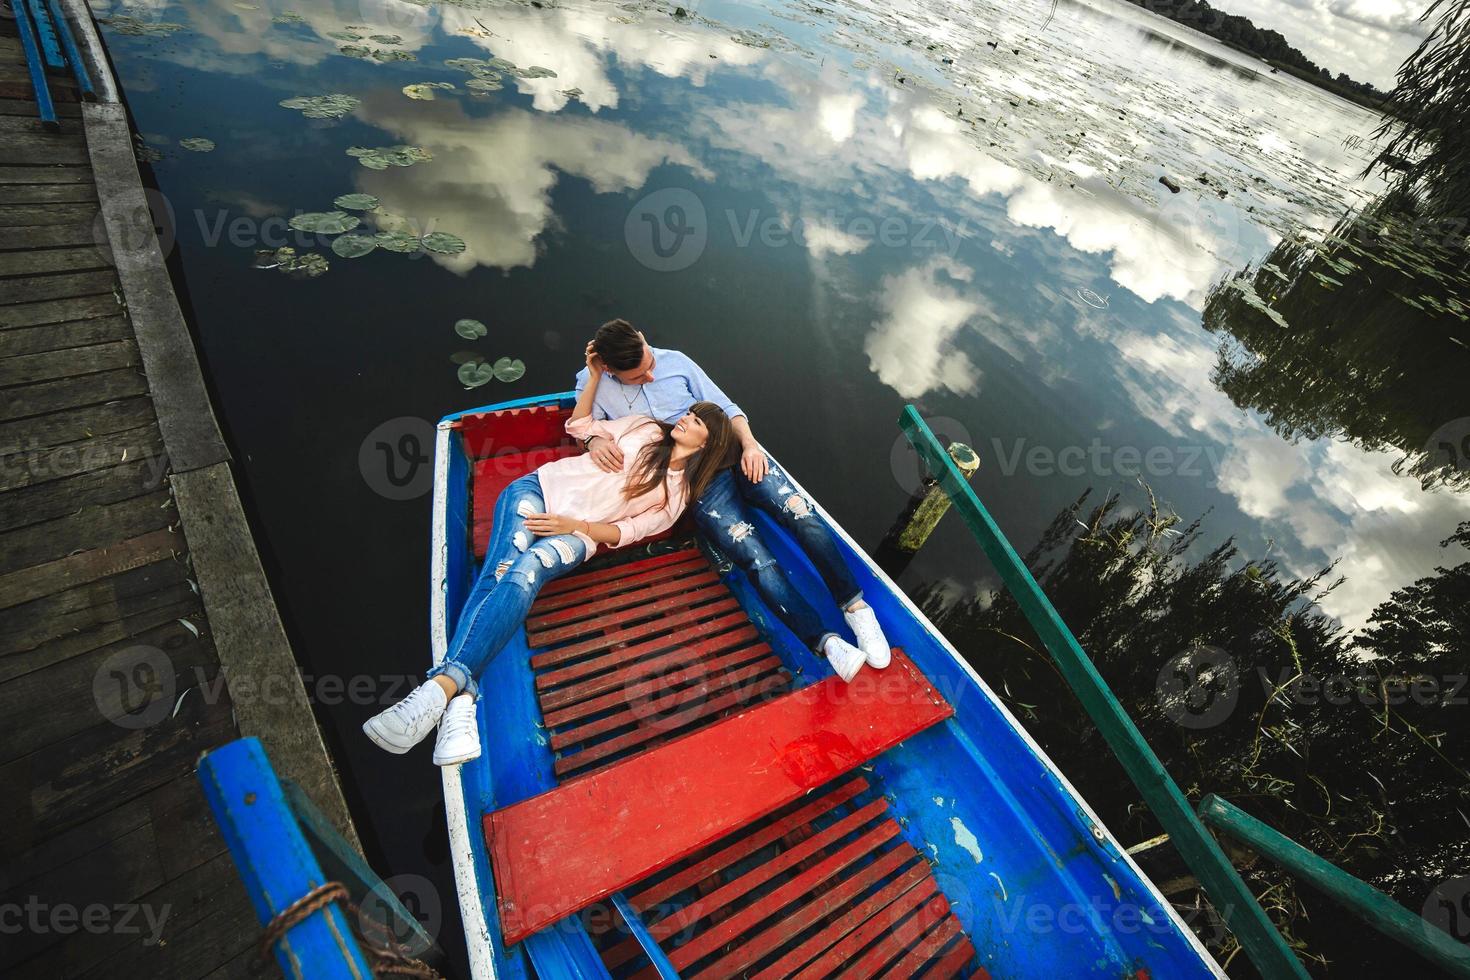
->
[593, 319, 645, 372]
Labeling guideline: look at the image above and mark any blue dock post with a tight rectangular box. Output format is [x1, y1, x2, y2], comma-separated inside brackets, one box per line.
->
[198, 738, 373, 979]
[12, 0, 59, 130]
[44, 0, 96, 100]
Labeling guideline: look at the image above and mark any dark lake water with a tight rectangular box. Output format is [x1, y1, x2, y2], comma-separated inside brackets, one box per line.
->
[89, 0, 1469, 971]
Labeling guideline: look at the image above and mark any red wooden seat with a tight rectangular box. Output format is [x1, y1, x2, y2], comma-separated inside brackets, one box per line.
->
[485, 649, 953, 945]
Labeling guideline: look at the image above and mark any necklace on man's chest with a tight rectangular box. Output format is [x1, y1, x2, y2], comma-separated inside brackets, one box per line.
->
[617, 382, 643, 410]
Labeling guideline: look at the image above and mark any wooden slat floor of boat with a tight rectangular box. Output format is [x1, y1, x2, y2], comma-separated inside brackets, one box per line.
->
[526, 545, 795, 780]
[590, 776, 980, 979]
[0, 26, 275, 977]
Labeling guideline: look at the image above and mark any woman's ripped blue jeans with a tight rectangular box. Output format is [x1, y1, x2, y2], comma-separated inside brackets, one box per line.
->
[692, 457, 862, 651]
[428, 473, 587, 698]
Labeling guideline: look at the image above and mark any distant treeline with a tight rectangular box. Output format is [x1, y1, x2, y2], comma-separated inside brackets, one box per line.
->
[1123, 0, 1387, 105]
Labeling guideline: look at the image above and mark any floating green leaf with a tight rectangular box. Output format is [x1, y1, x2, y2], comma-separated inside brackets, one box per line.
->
[347, 144, 432, 169]
[403, 82, 455, 100]
[376, 49, 416, 62]
[272, 11, 306, 24]
[458, 361, 495, 387]
[339, 44, 374, 59]
[369, 33, 402, 44]
[178, 137, 215, 152]
[332, 193, 379, 211]
[269, 247, 329, 278]
[374, 231, 423, 253]
[289, 211, 360, 234]
[328, 30, 361, 40]
[492, 357, 526, 382]
[331, 233, 378, 258]
[465, 76, 503, 93]
[421, 231, 466, 254]
[455, 318, 488, 339]
[279, 94, 360, 119]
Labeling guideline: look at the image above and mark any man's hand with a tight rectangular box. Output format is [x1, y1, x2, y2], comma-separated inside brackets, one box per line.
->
[741, 444, 768, 483]
[586, 435, 624, 473]
[525, 513, 583, 536]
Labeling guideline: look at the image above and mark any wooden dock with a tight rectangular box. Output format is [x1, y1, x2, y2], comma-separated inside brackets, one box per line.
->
[1, 11, 356, 978]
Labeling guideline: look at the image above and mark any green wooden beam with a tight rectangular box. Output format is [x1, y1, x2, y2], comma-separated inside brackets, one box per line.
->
[898, 405, 1309, 980]
[1199, 795, 1470, 978]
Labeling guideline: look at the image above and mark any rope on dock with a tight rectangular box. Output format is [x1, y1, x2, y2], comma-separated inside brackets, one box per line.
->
[257, 881, 443, 979]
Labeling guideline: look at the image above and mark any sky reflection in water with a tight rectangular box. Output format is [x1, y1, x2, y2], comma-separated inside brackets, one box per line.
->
[93, 0, 1467, 929]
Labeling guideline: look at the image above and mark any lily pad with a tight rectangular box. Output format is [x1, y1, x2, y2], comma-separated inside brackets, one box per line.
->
[403, 82, 455, 100]
[458, 361, 496, 388]
[492, 357, 526, 382]
[369, 33, 402, 44]
[347, 144, 432, 169]
[279, 94, 360, 119]
[374, 231, 423, 253]
[339, 45, 375, 59]
[508, 64, 557, 79]
[178, 137, 215, 152]
[328, 30, 362, 40]
[272, 11, 305, 24]
[289, 211, 360, 234]
[331, 233, 378, 258]
[376, 49, 416, 62]
[465, 76, 503, 93]
[421, 231, 466, 254]
[270, 247, 329, 278]
[332, 193, 379, 211]
[455, 318, 488, 339]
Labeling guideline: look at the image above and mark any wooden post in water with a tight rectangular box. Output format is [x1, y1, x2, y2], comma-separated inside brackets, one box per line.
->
[876, 441, 980, 578]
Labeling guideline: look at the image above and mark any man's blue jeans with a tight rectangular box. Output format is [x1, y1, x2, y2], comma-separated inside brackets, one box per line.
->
[429, 473, 587, 698]
[692, 457, 862, 651]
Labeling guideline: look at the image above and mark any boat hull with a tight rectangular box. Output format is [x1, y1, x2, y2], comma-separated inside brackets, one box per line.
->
[431, 393, 1225, 979]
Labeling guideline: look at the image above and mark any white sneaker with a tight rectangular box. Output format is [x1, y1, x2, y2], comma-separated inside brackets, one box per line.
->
[844, 603, 891, 669]
[433, 694, 482, 767]
[363, 681, 448, 754]
[822, 635, 867, 683]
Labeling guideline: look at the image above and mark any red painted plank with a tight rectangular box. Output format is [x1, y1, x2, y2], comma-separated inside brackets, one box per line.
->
[629, 778, 869, 912]
[530, 596, 740, 671]
[607, 802, 893, 974]
[528, 574, 721, 647]
[876, 915, 963, 980]
[747, 847, 930, 980]
[542, 638, 769, 729]
[528, 568, 718, 638]
[830, 895, 951, 980]
[919, 939, 980, 979]
[696, 843, 924, 979]
[537, 617, 755, 704]
[486, 650, 952, 946]
[555, 672, 789, 776]
[664, 820, 905, 972]
[458, 404, 574, 459]
[532, 552, 708, 614]
[549, 655, 783, 750]
[535, 548, 703, 600]
[790, 878, 940, 980]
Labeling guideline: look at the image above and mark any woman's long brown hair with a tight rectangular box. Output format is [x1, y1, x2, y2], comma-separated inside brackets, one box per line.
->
[622, 401, 737, 509]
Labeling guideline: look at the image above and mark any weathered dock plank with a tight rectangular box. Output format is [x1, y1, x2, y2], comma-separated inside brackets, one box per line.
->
[0, 15, 354, 979]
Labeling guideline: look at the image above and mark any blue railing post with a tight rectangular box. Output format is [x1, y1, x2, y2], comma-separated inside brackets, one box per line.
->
[198, 738, 373, 979]
[898, 405, 1310, 980]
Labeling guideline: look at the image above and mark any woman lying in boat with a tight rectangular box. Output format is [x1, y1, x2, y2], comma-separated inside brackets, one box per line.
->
[363, 353, 736, 767]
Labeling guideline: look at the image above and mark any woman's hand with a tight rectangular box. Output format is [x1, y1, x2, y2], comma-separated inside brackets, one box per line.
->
[525, 513, 585, 537]
[741, 445, 769, 483]
[584, 341, 605, 376]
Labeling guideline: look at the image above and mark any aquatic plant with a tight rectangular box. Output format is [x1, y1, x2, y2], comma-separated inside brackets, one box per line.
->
[178, 137, 215, 152]
[279, 94, 360, 119]
[347, 145, 433, 170]
[421, 232, 466, 254]
[288, 211, 360, 234]
[332, 193, 379, 211]
[331, 234, 378, 258]
[403, 82, 455, 100]
[455, 319, 488, 339]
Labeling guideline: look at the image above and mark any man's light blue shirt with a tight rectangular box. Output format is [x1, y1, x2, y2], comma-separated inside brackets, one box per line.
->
[573, 347, 743, 424]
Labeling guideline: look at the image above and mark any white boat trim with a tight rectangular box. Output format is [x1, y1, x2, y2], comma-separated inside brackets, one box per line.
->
[431, 420, 498, 980]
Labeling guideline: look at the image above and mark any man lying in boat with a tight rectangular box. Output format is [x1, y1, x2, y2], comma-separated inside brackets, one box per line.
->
[363, 353, 735, 766]
[574, 318, 889, 684]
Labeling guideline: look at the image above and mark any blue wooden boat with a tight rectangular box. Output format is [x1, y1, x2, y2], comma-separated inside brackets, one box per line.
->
[430, 392, 1227, 980]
